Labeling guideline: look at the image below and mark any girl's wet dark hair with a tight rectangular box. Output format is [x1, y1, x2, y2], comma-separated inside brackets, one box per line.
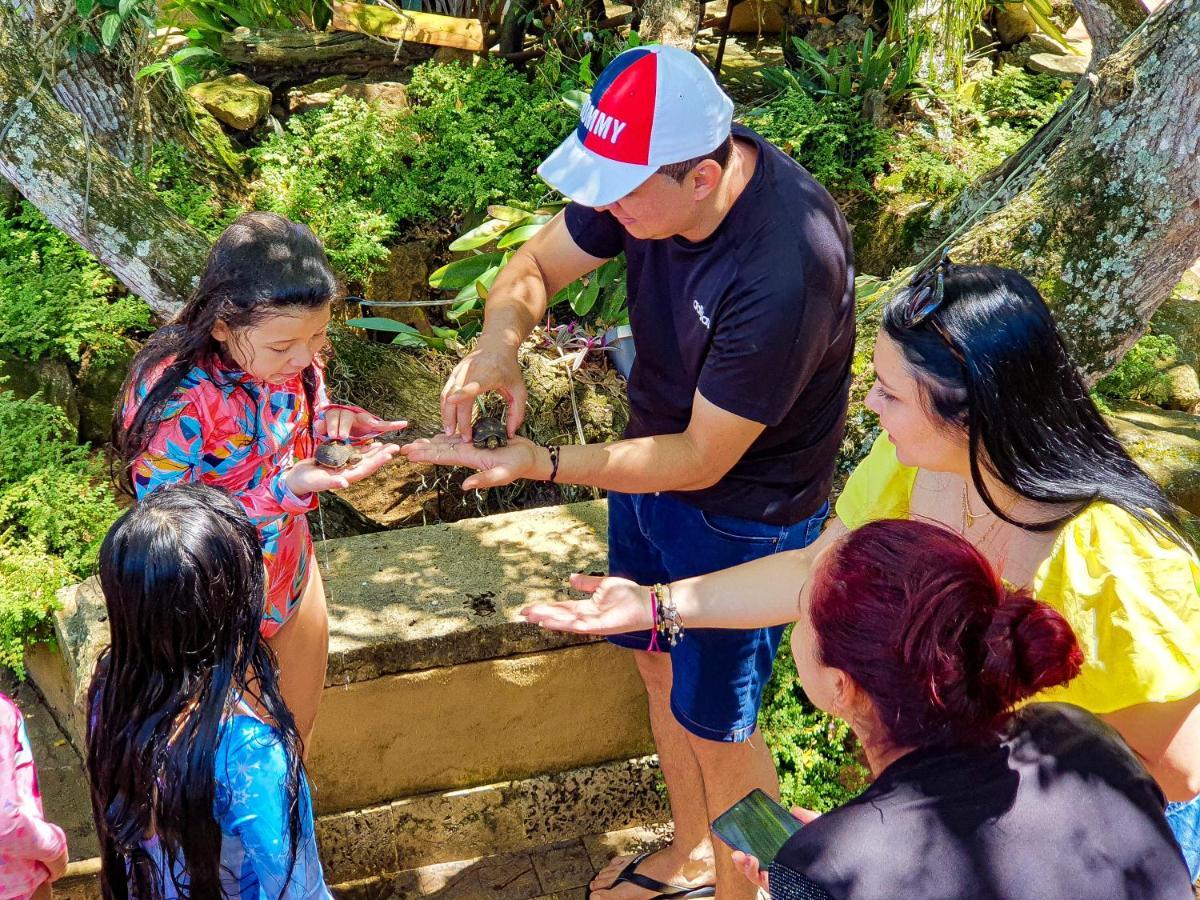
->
[811, 519, 1084, 748]
[87, 483, 304, 899]
[113, 211, 339, 496]
[882, 263, 1186, 542]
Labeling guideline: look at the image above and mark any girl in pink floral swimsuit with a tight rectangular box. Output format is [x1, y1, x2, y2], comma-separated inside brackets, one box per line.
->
[0, 692, 68, 899]
[115, 212, 404, 747]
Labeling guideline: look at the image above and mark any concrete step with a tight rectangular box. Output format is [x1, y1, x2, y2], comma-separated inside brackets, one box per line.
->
[24, 499, 670, 888]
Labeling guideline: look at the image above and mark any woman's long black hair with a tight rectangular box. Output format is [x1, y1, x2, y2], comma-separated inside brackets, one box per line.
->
[87, 483, 305, 899]
[883, 263, 1187, 544]
[113, 211, 339, 496]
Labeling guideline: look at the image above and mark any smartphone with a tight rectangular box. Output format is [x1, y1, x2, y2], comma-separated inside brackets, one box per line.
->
[711, 789, 803, 865]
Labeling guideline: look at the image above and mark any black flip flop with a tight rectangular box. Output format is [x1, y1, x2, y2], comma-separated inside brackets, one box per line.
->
[589, 852, 717, 900]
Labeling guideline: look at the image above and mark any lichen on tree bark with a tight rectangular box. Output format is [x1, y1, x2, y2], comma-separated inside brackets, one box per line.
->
[0, 11, 207, 317]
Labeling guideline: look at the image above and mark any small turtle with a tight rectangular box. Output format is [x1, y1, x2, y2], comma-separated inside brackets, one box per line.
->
[472, 416, 508, 450]
[314, 440, 362, 471]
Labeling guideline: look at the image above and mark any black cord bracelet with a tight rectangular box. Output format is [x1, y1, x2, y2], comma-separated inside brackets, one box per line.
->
[548, 445, 561, 483]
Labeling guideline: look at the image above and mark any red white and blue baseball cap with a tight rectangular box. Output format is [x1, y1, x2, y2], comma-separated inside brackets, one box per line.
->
[538, 44, 735, 207]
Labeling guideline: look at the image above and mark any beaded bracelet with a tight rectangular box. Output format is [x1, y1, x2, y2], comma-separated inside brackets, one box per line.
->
[547, 445, 561, 483]
[652, 582, 685, 648]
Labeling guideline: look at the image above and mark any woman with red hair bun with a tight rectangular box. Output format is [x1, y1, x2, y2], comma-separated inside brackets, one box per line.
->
[745, 520, 1190, 899]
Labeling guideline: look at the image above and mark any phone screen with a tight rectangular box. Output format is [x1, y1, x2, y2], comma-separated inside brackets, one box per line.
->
[711, 789, 803, 865]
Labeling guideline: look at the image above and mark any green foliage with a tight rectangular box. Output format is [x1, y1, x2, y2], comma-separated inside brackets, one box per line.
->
[976, 64, 1071, 120]
[137, 44, 226, 90]
[747, 93, 892, 195]
[159, 0, 332, 47]
[423, 200, 628, 329]
[770, 31, 925, 108]
[145, 143, 241, 238]
[760, 633, 870, 811]
[0, 391, 122, 674]
[0, 203, 149, 364]
[897, 149, 970, 196]
[1095, 334, 1180, 406]
[252, 62, 572, 285]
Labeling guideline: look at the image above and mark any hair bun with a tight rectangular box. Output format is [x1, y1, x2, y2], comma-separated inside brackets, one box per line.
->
[981, 590, 1083, 706]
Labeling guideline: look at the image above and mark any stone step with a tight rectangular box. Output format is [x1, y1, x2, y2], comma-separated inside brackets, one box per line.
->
[26, 499, 670, 887]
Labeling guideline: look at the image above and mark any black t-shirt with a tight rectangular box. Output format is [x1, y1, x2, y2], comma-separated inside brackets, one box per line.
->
[770, 703, 1193, 900]
[564, 124, 855, 525]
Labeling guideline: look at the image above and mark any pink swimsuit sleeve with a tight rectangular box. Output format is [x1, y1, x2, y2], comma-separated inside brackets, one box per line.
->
[0, 695, 66, 862]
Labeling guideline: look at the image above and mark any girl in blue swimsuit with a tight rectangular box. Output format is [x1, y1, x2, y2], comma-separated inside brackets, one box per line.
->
[86, 483, 330, 899]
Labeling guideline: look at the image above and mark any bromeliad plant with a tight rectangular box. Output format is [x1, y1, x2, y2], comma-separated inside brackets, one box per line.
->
[429, 200, 629, 326]
[345, 199, 628, 352]
[765, 31, 926, 111]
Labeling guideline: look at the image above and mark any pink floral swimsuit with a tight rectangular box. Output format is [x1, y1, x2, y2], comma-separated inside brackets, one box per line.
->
[125, 358, 346, 637]
[0, 693, 67, 899]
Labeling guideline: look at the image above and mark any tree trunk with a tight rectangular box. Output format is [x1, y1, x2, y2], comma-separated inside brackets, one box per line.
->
[923, 0, 1200, 377]
[637, 0, 703, 49]
[0, 13, 206, 317]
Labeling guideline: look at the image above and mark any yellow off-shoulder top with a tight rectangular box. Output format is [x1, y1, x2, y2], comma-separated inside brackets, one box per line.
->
[835, 433, 1200, 713]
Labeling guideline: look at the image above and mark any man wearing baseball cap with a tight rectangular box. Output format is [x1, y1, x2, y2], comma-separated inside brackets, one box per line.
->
[403, 44, 856, 900]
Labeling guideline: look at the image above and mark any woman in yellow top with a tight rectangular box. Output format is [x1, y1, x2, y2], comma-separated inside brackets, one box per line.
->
[523, 259, 1200, 878]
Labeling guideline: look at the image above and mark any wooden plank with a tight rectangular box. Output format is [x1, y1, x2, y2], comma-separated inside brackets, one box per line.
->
[332, 1, 485, 52]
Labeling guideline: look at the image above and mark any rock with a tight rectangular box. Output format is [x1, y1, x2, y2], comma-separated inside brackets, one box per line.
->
[187, 74, 272, 130]
[153, 27, 190, 56]
[995, 2, 1036, 44]
[1027, 51, 1090, 80]
[1150, 272, 1200, 369]
[971, 24, 997, 51]
[1048, 0, 1080, 31]
[1028, 33, 1068, 55]
[76, 341, 138, 446]
[998, 42, 1039, 70]
[363, 240, 437, 334]
[0, 353, 79, 436]
[802, 22, 838, 52]
[1162, 363, 1200, 413]
[1107, 401, 1200, 516]
[834, 12, 866, 43]
[287, 75, 409, 115]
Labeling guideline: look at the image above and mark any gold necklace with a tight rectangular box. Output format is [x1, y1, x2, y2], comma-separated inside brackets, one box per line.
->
[961, 480, 987, 532]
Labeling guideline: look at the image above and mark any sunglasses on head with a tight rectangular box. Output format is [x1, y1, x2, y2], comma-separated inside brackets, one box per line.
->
[901, 250, 965, 364]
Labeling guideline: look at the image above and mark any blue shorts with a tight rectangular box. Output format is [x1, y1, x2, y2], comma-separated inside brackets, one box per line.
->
[1166, 793, 1200, 882]
[607, 491, 830, 743]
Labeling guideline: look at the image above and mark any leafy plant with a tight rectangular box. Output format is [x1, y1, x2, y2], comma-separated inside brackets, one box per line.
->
[976, 64, 1071, 121]
[761, 634, 870, 811]
[252, 62, 573, 285]
[137, 44, 225, 90]
[158, 0, 332, 47]
[425, 200, 628, 326]
[746, 92, 893, 195]
[144, 143, 241, 238]
[0, 203, 150, 364]
[767, 31, 925, 109]
[1095, 334, 1180, 406]
[0, 391, 123, 674]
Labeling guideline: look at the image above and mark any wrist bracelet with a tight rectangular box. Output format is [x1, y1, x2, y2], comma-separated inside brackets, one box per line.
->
[547, 445, 561, 483]
[647, 585, 661, 653]
[652, 582, 685, 648]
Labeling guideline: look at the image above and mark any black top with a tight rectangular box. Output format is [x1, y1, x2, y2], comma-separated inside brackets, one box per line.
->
[564, 125, 855, 524]
[770, 703, 1193, 900]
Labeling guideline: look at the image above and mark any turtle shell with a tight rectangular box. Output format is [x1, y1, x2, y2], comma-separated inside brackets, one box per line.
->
[315, 440, 358, 470]
[472, 416, 508, 450]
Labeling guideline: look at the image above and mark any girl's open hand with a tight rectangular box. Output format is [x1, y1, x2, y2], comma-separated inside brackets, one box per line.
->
[321, 403, 407, 442]
[520, 574, 654, 634]
[286, 441, 400, 495]
[400, 433, 543, 490]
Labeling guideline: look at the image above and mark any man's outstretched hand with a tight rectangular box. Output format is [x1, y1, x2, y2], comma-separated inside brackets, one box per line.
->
[520, 573, 655, 635]
[400, 433, 543, 490]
